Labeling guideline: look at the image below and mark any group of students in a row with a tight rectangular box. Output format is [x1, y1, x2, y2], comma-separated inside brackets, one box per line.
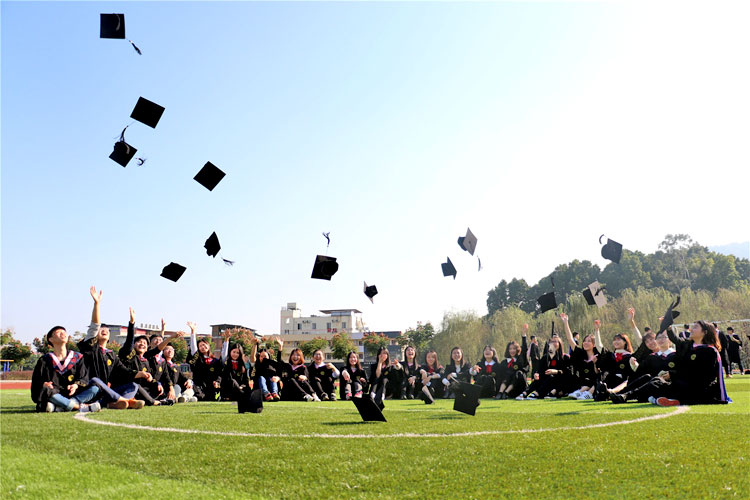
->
[32, 287, 733, 413]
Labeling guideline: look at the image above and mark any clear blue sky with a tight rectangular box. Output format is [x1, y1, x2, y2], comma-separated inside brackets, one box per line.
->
[2, 1, 748, 343]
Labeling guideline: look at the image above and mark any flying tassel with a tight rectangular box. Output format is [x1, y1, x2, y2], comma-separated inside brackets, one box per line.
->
[119, 126, 128, 142]
[135, 158, 146, 166]
[222, 258, 235, 266]
[322, 232, 330, 249]
[129, 40, 142, 55]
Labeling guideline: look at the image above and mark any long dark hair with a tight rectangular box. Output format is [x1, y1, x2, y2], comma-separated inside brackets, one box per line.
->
[228, 343, 245, 361]
[696, 321, 721, 352]
[376, 346, 390, 366]
[482, 345, 498, 362]
[449, 346, 464, 367]
[504, 341, 521, 359]
[345, 351, 362, 372]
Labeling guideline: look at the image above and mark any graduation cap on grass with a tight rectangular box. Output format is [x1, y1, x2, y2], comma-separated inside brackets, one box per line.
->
[364, 282, 378, 303]
[599, 235, 623, 264]
[582, 281, 607, 308]
[100, 13, 142, 54]
[130, 97, 165, 129]
[238, 388, 263, 414]
[109, 126, 137, 167]
[453, 382, 482, 416]
[160, 262, 186, 282]
[658, 296, 681, 334]
[311, 255, 338, 280]
[457, 228, 478, 256]
[194, 162, 226, 191]
[352, 396, 386, 422]
[441, 257, 457, 279]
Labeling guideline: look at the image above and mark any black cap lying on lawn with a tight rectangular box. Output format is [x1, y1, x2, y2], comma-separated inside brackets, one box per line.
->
[160, 262, 186, 282]
[100, 13, 125, 39]
[238, 388, 263, 414]
[130, 97, 165, 129]
[194, 162, 226, 191]
[599, 235, 623, 264]
[311, 255, 339, 280]
[441, 257, 457, 280]
[352, 396, 386, 422]
[453, 382, 482, 416]
[582, 281, 607, 308]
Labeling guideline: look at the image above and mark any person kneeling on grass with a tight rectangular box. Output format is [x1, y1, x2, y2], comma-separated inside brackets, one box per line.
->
[253, 337, 281, 402]
[163, 344, 197, 403]
[32, 326, 101, 413]
[308, 349, 340, 401]
[79, 286, 146, 410]
[340, 351, 368, 400]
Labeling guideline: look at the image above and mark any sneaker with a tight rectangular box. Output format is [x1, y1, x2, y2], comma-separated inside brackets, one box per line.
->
[159, 399, 175, 406]
[80, 402, 101, 413]
[127, 399, 146, 409]
[354, 391, 363, 398]
[107, 400, 128, 410]
[188, 397, 198, 403]
[577, 391, 593, 400]
[515, 395, 525, 400]
[320, 393, 329, 401]
[567, 390, 581, 399]
[400, 395, 407, 400]
[407, 394, 414, 400]
[177, 396, 186, 403]
[648, 396, 658, 405]
[329, 393, 337, 402]
[493, 393, 504, 400]
[264, 393, 274, 402]
[271, 393, 280, 402]
[45, 402, 55, 413]
[303, 394, 314, 402]
[312, 394, 321, 402]
[656, 397, 680, 407]
[526, 393, 537, 400]
[543, 396, 555, 400]
[610, 393, 627, 404]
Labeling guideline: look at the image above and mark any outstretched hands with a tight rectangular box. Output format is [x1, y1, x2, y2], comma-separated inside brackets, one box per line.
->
[627, 308, 635, 321]
[187, 321, 197, 332]
[522, 323, 529, 334]
[559, 313, 569, 323]
[90, 286, 103, 303]
[129, 307, 135, 324]
[594, 319, 601, 330]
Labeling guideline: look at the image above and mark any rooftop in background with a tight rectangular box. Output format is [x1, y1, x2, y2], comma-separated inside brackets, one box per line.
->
[319, 309, 362, 315]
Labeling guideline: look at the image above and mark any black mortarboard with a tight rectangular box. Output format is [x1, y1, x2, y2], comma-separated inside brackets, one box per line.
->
[160, 262, 186, 282]
[441, 257, 457, 280]
[311, 255, 339, 280]
[238, 388, 263, 414]
[100, 13, 125, 39]
[130, 97, 165, 129]
[658, 296, 681, 334]
[109, 140, 137, 167]
[193, 162, 226, 191]
[364, 282, 378, 303]
[582, 281, 607, 308]
[537, 291, 557, 313]
[352, 396, 386, 422]
[457, 228, 478, 256]
[204, 232, 220, 258]
[453, 382, 482, 416]
[599, 235, 623, 264]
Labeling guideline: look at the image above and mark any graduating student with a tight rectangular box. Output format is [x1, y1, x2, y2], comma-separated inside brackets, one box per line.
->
[253, 337, 281, 402]
[716, 324, 732, 378]
[560, 313, 599, 400]
[494, 326, 529, 399]
[308, 349, 340, 401]
[470, 345, 503, 398]
[726, 327, 744, 374]
[218, 333, 251, 402]
[528, 336, 541, 379]
[399, 346, 420, 399]
[518, 335, 565, 400]
[628, 308, 659, 363]
[119, 307, 170, 406]
[369, 347, 392, 408]
[613, 320, 729, 406]
[186, 321, 223, 401]
[442, 346, 471, 399]
[162, 343, 197, 403]
[593, 321, 636, 399]
[610, 330, 676, 403]
[419, 350, 444, 404]
[78, 287, 146, 409]
[340, 351, 368, 400]
[276, 338, 318, 401]
[31, 326, 101, 413]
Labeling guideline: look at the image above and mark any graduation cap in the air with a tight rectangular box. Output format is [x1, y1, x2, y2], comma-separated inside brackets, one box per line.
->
[457, 228, 478, 256]
[311, 255, 339, 280]
[658, 296, 681, 334]
[238, 388, 263, 414]
[599, 235, 623, 264]
[441, 257, 457, 280]
[582, 281, 607, 308]
[352, 396, 386, 422]
[160, 262, 186, 282]
[537, 291, 557, 313]
[453, 382, 482, 416]
[204, 232, 220, 258]
[130, 97, 164, 129]
[364, 282, 378, 303]
[100, 14, 142, 54]
[194, 162, 226, 192]
[109, 126, 137, 167]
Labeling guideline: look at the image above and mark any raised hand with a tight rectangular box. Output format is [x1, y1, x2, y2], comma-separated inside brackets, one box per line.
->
[628, 308, 635, 321]
[559, 313, 569, 323]
[522, 323, 529, 334]
[221, 329, 231, 340]
[129, 307, 135, 324]
[594, 319, 601, 329]
[90, 286, 102, 303]
[173, 331, 186, 338]
[161, 318, 166, 332]
[187, 321, 197, 332]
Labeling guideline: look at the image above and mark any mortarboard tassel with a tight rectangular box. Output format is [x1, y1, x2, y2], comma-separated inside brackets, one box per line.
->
[322, 232, 330, 249]
[478, 256, 482, 272]
[129, 40, 142, 55]
[222, 258, 235, 266]
[135, 158, 146, 166]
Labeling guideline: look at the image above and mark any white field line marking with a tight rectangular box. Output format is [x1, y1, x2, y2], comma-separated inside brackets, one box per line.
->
[74, 405, 689, 438]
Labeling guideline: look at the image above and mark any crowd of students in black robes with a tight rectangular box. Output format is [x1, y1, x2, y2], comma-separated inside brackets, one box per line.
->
[32, 288, 737, 413]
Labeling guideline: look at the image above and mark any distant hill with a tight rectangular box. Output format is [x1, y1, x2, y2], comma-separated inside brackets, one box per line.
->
[709, 242, 750, 259]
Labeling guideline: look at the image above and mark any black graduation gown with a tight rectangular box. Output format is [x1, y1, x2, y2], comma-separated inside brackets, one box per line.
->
[419, 364, 445, 398]
[30, 351, 90, 412]
[399, 361, 421, 397]
[368, 362, 393, 398]
[277, 353, 315, 400]
[525, 353, 566, 397]
[77, 335, 136, 388]
[473, 360, 502, 397]
[596, 348, 636, 388]
[220, 359, 250, 401]
[186, 348, 223, 401]
[339, 365, 368, 398]
[165, 360, 190, 390]
[567, 346, 599, 390]
[665, 329, 727, 404]
[308, 362, 337, 398]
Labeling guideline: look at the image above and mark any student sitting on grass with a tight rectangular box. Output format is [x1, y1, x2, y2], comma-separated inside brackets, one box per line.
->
[308, 349, 340, 401]
[163, 343, 197, 403]
[419, 350, 444, 404]
[79, 286, 145, 410]
[470, 345, 503, 398]
[219, 333, 251, 402]
[277, 338, 318, 401]
[31, 325, 101, 413]
[518, 335, 566, 400]
[397, 346, 420, 399]
[186, 321, 223, 401]
[119, 307, 170, 406]
[253, 337, 281, 402]
[494, 327, 529, 399]
[594, 323, 636, 400]
[369, 347, 392, 408]
[442, 346, 471, 399]
[610, 329, 676, 403]
[560, 313, 599, 400]
[340, 351, 367, 400]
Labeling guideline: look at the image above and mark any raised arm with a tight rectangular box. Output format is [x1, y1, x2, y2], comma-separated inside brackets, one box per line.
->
[560, 313, 574, 352]
[249, 336, 259, 363]
[594, 319, 603, 350]
[85, 286, 103, 340]
[628, 308, 642, 342]
[665, 318, 686, 348]
[520, 325, 529, 366]
[220, 329, 231, 362]
[187, 322, 198, 354]
[119, 307, 136, 360]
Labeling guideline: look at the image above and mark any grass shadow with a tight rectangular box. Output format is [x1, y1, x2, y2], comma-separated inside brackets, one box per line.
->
[321, 421, 375, 426]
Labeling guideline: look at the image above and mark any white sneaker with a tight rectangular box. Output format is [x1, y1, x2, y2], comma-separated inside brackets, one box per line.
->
[648, 396, 657, 405]
[312, 394, 321, 402]
[568, 390, 582, 399]
[45, 402, 55, 413]
[526, 393, 537, 400]
[80, 402, 101, 413]
[303, 394, 314, 402]
[188, 397, 198, 403]
[577, 391, 593, 400]
[515, 395, 525, 400]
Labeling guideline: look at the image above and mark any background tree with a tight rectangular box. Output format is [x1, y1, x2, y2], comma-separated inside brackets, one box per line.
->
[330, 331, 356, 360]
[362, 332, 389, 357]
[397, 322, 436, 353]
[169, 337, 188, 363]
[0, 340, 32, 368]
[300, 337, 330, 358]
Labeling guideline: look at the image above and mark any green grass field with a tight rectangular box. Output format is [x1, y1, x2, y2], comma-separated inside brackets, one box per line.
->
[2, 378, 748, 500]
